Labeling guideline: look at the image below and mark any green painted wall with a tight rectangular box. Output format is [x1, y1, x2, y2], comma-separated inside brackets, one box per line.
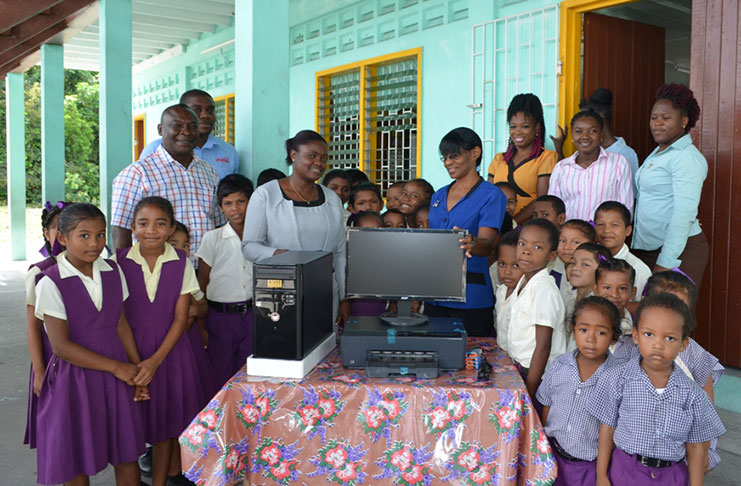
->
[132, 24, 237, 145]
[131, 0, 561, 189]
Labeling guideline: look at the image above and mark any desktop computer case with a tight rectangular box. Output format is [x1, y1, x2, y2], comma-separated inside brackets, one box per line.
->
[253, 251, 333, 360]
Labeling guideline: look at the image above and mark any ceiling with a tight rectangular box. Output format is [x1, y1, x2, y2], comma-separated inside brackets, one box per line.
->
[0, 0, 235, 76]
[62, 0, 235, 72]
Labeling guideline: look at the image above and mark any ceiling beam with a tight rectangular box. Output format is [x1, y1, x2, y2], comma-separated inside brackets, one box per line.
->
[0, 21, 67, 77]
[131, 13, 217, 34]
[132, 3, 232, 25]
[0, 0, 95, 55]
[0, 0, 63, 32]
[136, 0, 234, 17]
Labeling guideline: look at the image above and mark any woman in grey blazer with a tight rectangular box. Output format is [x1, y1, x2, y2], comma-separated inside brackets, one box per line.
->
[242, 130, 346, 319]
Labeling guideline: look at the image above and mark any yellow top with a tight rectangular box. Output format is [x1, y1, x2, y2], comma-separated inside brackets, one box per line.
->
[117, 242, 200, 303]
[487, 149, 558, 216]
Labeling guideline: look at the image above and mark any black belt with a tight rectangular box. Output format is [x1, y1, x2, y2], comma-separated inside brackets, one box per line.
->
[634, 453, 678, 469]
[207, 300, 252, 314]
[551, 439, 584, 462]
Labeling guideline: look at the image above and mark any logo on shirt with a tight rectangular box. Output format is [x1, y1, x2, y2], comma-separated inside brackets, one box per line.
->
[216, 157, 229, 163]
[432, 200, 440, 208]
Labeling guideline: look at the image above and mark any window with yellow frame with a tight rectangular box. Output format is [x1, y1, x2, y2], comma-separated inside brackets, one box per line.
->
[213, 93, 235, 145]
[316, 48, 421, 196]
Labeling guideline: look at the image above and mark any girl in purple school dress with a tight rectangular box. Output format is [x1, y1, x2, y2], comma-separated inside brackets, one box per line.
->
[116, 196, 206, 486]
[34, 203, 146, 485]
[24, 201, 66, 450]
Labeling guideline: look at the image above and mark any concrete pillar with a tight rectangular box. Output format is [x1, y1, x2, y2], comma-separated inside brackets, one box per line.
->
[235, 0, 289, 180]
[41, 44, 66, 203]
[6, 73, 26, 261]
[98, 0, 132, 226]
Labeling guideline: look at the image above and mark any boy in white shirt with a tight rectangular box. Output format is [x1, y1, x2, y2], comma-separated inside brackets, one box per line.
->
[196, 174, 254, 385]
[505, 218, 566, 399]
[494, 231, 524, 346]
[594, 201, 651, 301]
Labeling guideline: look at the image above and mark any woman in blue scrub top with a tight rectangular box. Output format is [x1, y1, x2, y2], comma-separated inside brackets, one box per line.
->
[426, 127, 507, 337]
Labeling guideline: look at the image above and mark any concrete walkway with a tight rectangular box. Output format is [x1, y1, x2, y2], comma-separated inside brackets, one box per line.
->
[1, 254, 739, 484]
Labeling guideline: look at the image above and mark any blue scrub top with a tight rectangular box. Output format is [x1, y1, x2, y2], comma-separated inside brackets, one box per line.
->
[428, 178, 506, 309]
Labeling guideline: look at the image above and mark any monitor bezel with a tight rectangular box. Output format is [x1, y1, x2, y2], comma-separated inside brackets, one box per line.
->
[344, 227, 467, 302]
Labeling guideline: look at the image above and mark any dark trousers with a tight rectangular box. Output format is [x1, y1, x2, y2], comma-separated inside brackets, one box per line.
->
[633, 232, 709, 291]
[423, 304, 494, 337]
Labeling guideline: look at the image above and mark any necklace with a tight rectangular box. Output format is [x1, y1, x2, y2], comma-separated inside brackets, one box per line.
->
[289, 177, 314, 203]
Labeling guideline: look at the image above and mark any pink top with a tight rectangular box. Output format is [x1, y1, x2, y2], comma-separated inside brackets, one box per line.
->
[548, 147, 633, 221]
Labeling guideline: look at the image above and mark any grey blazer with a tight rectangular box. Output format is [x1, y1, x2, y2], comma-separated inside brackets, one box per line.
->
[241, 179, 346, 304]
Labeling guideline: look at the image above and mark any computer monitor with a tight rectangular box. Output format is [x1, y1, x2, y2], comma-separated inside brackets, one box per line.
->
[345, 227, 467, 326]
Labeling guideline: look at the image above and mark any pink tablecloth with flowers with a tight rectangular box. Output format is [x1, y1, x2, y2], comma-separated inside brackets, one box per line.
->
[179, 338, 556, 486]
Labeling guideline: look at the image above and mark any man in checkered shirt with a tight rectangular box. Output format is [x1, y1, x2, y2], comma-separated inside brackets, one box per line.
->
[111, 104, 225, 256]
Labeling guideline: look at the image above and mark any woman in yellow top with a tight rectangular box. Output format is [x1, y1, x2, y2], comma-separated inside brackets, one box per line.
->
[487, 93, 558, 224]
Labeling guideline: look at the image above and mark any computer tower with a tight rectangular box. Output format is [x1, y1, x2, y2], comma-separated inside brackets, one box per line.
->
[253, 251, 333, 360]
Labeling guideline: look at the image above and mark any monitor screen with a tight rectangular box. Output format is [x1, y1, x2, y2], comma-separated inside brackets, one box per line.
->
[345, 228, 466, 301]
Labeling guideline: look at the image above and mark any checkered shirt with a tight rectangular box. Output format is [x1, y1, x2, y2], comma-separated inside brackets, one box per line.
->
[111, 145, 225, 256]
[587, 356, 725, 462]
[536, 350, 614, 461]
[611, 337, 723, 386]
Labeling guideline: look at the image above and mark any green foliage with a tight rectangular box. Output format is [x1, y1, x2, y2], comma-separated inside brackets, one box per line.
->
[0, 67, 100, 204]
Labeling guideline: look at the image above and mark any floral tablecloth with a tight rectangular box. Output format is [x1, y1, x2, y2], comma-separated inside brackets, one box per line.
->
[179, 338, 556, 486]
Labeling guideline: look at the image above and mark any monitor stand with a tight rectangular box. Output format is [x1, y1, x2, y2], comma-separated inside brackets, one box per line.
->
[379, 300, 428, 327]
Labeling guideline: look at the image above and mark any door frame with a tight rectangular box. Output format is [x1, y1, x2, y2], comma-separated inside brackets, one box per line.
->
[558, 0, 638, 153]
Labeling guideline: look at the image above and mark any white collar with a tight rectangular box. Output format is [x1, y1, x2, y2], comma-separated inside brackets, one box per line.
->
[57, 251, 113, 280]
[614, 243, 629, 259]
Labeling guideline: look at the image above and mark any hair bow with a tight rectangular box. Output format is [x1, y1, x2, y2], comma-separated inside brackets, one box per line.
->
[44, 200, 66, 212]
[587, 219, 596, 228]
[671, 267, 696, 286]
[598, 254, 608, 262]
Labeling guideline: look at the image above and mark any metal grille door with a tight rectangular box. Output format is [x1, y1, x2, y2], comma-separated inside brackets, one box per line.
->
[471, 6, 560, 173]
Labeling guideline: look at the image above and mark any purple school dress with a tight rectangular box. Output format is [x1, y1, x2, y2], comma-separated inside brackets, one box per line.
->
[117, 248, 206, 444]
[23, 257, 56, 449]
[186, 320, 219, 405]
[35, 261, 145, 485]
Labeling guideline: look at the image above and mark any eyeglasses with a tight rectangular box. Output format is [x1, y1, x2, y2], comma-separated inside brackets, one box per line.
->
[440, 153, 462, 162]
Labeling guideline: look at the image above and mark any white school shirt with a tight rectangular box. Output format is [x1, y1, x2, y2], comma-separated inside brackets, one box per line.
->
[25, 266, 43, 306]
[113, 243, 199, 303]
[614, 243, 651, 301]
[35, 252, 129, 321]
[495, 284, 515, 352]
[196, 223, 253, 303]
[506, 268, 567, 368]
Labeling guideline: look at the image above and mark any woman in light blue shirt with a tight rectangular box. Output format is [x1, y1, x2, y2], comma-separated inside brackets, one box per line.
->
[632, 84, 708, 287]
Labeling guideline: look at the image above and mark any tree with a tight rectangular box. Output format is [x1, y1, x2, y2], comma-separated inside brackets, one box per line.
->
[0, 66, 100, 204]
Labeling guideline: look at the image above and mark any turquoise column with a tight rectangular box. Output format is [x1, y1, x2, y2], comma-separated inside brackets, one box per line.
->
[235, 0, 289, 180]
[41, 44, 66, 204]
[6, 73, 26, 261]
[98, 0, 132, 226]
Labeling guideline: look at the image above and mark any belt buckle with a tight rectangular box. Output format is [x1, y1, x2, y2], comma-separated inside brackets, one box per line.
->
[640, 455, 651, 467]
[236, 303, 248, 313]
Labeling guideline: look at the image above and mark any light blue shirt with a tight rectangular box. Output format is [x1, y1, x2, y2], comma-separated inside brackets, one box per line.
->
[139, 133, 239, 180]
[632, 134, 707, 268]
[606, 136, 639, 195]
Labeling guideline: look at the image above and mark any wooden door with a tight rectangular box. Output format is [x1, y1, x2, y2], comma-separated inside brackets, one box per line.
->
[134, 117, 145, 161]
[691, 0, 741, 367]
[582, 12, 665, 161]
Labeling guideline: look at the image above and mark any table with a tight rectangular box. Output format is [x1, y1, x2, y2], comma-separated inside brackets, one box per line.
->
[179, 338, 557, 485]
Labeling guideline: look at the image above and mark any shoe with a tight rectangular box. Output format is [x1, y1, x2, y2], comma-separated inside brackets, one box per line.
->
[138, 446, 153, 477]
[167, 473, 196, 486]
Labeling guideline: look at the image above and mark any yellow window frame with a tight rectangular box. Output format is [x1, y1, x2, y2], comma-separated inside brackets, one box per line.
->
[213, 93, 235, 144]
[315, 47, 422, 179]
